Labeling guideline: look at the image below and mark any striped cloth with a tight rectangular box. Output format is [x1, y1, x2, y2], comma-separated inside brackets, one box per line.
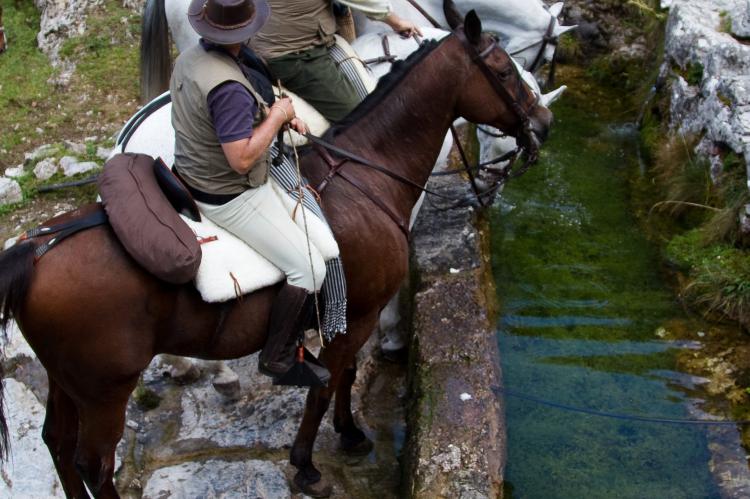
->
[269, 145, 347, 340]
[329, 42, 372, 100]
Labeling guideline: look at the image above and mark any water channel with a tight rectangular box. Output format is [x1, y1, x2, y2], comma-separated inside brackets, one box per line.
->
[490, 69, 749, 498]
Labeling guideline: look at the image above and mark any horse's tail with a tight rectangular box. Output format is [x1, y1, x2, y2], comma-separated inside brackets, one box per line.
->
[0, 241, 36, 461]
[140, 0, 170, 103]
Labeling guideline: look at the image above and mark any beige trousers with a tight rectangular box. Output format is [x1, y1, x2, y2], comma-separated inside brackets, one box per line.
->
[196, 180, 327, 292]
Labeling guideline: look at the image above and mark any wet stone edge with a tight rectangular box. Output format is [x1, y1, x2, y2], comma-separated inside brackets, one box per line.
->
[404, 171, 506, 498]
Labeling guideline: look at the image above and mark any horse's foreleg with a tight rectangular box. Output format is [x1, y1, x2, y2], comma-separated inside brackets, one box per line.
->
[333, 362, 373, 456]
[290, 312, 378, 497]
[42, 377, 88, 498]
[73, 377, 138, 499]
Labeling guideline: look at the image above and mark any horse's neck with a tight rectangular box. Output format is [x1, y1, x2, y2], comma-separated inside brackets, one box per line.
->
[397, 0, 551, 32]
[335, 42, 463, 215]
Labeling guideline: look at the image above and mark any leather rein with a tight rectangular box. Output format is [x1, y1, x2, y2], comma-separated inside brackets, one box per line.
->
[311, 30, 540, 239]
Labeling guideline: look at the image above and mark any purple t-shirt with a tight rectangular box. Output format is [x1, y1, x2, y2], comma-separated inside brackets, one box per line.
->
[207, 82, 258, 143]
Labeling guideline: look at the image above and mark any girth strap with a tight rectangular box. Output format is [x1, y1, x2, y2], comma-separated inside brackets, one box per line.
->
[19, 206, 108, 262]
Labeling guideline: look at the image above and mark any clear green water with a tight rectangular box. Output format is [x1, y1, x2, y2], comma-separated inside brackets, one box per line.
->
[490, 85, 737, 498]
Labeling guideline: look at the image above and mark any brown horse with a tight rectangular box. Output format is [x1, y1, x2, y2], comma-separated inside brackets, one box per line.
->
[0, 6, 551, 498]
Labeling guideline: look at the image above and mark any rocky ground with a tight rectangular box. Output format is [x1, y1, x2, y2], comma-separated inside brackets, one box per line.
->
[0, 320, 406, 497]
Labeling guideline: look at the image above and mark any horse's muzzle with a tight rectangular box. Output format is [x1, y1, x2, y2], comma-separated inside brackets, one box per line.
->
[515, 106, 552, 160]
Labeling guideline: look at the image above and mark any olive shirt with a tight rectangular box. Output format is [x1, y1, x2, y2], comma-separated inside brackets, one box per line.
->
[171, 44, 271, 194]
[250, 0, 392, 122]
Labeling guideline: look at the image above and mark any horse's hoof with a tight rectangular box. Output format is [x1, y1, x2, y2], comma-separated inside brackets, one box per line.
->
[340, 435, 374, 456]
[292, 472, 333, 498]
[169, 363, 201, 384]
[212, 375, 241, 400]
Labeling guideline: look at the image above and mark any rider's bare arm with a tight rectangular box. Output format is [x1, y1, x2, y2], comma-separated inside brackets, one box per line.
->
[221, 97, 308, 174]
[336, 0, 422, 37]
[381, 12, 422, 37]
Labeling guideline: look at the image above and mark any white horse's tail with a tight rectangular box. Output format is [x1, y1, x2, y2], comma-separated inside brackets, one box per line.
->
[140, 0, 171, 103]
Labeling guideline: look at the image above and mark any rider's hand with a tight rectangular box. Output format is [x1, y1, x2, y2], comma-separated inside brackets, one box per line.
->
[289, 118, 309, 135]
[383, 13, 422, 38]
[270, 97, 296, 124]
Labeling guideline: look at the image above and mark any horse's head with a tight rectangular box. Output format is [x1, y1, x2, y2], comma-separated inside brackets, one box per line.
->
[445, 2, 552, 156]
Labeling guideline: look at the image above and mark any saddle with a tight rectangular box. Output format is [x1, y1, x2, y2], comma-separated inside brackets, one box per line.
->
[98, 153, 201, 284]
[99, 153, 336, 302]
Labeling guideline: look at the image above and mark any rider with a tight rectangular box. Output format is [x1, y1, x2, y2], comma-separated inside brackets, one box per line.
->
[171, 0, 328, 382]
[250, 0, 422, 122]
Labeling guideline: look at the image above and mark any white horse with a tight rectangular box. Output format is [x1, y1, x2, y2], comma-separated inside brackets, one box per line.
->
[141, 0, 575, 100]
[353, 0, 575, 72]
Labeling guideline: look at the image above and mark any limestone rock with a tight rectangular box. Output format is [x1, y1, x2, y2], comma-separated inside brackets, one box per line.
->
[730, 1, 750, 37]
[4, 236, 19, 250]
[4, 165, 24, 178]
[63, 140, 86, 155]
[96, 145, 112, 160]
[63, 160, 99, 177]
[0, 379, 64, 498]
[176, 355, 312, 450]
[0, 177, 22, 205]
[5, 320, 36, 361]
[663, 0, 750, 170]
[142, 460, 291, 499]
[24, 143, 56, 164]
[33, 157, 58, 180]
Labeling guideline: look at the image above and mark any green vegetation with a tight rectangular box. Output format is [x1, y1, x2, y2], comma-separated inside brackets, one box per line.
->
[133, 383, 162, 411]
[627, 0, 668, 21]
[667, 230, 750, 327]
[719, 10, 733, 34]
[639, 122, 750, 327]
[0, 0, 56, 156]
[0, 0, 141, 168]
[685, 61, 704, 86]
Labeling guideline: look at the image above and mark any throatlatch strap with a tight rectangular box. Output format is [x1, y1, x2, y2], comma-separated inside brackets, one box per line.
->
[20, 207, 108, 262]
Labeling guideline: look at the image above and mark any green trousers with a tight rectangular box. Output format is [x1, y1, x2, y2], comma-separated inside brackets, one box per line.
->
[267, 45, 362, 123]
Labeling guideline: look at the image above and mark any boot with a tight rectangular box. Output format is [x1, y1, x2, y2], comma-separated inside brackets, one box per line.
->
[259, 285, 331, 385]
[259, 283, 311, 377]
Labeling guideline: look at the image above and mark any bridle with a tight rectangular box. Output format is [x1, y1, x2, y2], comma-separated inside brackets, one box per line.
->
[454, 28, 539, 162]
[309, 28, 542, 238]
[508, 13, 559, 76]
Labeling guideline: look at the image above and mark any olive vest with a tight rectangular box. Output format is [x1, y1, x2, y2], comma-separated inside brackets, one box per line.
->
[171, 45, 270, 194]
[251, 0, 338, 59]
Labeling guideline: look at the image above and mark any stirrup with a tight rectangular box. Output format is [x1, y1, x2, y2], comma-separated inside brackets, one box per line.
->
[273, 346, 330, 387]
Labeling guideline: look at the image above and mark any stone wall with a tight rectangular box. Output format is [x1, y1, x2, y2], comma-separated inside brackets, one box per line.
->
[405, 145, 506, 498]
[660, 0, 750, 224]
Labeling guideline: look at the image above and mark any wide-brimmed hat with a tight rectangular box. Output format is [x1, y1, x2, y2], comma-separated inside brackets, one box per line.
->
[187, 0, 270, 45]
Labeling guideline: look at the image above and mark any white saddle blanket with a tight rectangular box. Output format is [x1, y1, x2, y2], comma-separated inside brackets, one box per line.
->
[181, 181, 339, 302]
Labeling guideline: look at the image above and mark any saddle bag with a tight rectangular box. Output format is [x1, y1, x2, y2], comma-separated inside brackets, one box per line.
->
[98, 153, 201, 284]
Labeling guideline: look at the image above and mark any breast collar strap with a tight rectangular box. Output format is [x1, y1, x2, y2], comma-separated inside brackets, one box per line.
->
[311, 139, 411, 239]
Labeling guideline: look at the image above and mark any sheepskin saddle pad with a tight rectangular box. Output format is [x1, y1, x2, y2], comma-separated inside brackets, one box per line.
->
[181, 181, 338, 303]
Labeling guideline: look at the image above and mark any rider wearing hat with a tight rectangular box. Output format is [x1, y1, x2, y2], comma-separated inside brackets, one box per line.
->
[251, 0, 422, 122]
[171, 0, 329, 381]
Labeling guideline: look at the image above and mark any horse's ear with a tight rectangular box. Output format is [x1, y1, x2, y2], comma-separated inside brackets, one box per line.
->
[465, 10, 482, 45]
[443, 0, 463, 30]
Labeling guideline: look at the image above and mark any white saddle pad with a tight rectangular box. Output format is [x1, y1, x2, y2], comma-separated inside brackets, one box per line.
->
[181, 181, 339, 302]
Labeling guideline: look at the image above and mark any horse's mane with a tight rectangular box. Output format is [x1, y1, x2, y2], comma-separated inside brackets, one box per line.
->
[327, 38, 443, 137]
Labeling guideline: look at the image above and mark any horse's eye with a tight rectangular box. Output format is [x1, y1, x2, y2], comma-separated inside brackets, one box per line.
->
[498, 68, 513, 80]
